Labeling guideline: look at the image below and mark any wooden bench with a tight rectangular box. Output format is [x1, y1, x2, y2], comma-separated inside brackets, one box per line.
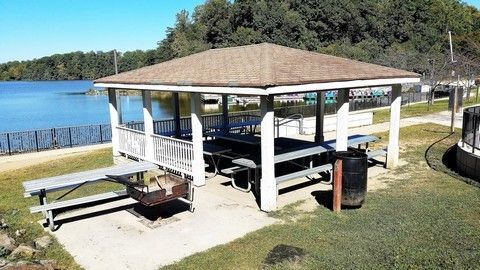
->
[23, 161, 157, 231]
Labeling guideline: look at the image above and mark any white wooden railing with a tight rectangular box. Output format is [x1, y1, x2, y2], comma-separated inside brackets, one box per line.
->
[117, 126, 146, 159]
[151, 134, 194, 175]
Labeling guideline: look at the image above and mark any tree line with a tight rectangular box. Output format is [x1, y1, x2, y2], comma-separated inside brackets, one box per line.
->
[1, 0, 479, 81]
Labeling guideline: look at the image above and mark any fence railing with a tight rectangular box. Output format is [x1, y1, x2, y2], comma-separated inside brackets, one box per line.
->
[152, 134, 194, 175]
[116, 126, 146, 159]
[0, 124, 111, 156]
[124, 110, 260, 133]
[0, 92, 428, 156]
[462, 105, 480, 153]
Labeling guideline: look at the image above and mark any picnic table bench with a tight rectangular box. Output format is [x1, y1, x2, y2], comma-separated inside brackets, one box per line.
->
[227, 143, 333, 193]
[203, 142, 232, 178]
[23, 161, 157, 231]
[223, 134, 385, 193]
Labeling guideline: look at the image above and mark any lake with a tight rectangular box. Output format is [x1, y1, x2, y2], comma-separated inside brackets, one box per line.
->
[0, 80, 224, 133]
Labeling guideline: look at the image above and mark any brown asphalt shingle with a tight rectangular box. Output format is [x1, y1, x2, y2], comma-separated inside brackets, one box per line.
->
[95, 43, 420, 88]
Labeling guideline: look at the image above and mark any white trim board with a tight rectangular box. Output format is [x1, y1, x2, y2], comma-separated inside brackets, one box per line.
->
[95, 77, 421, 96]
[265, 77, 421, 95]
[94, 83, 267, 96]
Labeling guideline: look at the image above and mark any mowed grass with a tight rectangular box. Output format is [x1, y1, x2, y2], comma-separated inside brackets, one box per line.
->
[373, 89, 480, 124]
[163, 124, 480, 269]
[1, 124, 479, 269]
[0, 147, 115, 269]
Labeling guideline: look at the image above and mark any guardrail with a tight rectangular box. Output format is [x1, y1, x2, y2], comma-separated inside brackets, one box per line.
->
[462, 105, 480, 153]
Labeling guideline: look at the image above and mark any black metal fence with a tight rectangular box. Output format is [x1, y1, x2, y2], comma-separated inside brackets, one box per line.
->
[462, 105, 480, 153]
[274, 92, 428, 118]
[0, 124, 112, 156]
[0, 92, 429, 156]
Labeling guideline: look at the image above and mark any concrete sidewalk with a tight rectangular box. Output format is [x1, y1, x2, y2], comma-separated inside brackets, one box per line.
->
[0, 143, 111, 172]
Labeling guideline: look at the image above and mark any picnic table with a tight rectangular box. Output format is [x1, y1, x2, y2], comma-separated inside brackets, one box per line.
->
[23, 161, 157, 231]
[322, 134, 378, 149]
[210, 120, 261, 134]
[203, 142, 231, 178]
[226, 134, 381, 193]
[205, 131, 261, 145]
[158, 128, 192, 137]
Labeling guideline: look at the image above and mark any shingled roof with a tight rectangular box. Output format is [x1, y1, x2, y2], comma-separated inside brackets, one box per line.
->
[95, 43, 420, 89]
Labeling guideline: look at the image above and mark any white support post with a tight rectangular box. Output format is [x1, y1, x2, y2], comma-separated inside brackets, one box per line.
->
[260, 95, 276, 212]
[314, 91, 325, 143]
[172, 92, 181, 138]
[191, 93, 206, 186]
[142, 90, 154, 161]
[387, 84, 402, 168]
[222, 94, 229, 131]
[336, 89, 350, 151]
[108, 88, 120, 157]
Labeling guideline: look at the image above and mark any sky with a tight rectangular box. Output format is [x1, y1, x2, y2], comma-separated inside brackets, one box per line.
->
[0, 0, 479, 64]
[0, 0, 206, 63]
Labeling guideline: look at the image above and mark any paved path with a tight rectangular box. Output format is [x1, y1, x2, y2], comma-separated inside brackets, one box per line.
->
[290, 110, 463, 142]
[0, 143, 111, 172]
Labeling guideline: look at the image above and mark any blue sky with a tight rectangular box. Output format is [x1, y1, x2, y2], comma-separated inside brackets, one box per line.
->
[0, 0, 479, 64]
[0, 0, 206, 63]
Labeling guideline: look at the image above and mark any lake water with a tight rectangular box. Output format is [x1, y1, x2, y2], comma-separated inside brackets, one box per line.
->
[0, 80, 204, 133]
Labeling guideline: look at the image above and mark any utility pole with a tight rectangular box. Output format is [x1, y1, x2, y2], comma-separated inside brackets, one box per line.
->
[449, 31, 458, 133]
[113, 49, 119, 74]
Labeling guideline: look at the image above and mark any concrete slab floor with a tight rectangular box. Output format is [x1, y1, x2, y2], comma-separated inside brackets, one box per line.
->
[47, 155, 401, 270]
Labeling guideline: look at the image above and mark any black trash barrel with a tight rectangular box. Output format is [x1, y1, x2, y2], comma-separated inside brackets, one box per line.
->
[335, 151, 368, 206]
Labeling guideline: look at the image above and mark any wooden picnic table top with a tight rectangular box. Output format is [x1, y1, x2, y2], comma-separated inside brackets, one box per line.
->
[23, 161, 157, 195]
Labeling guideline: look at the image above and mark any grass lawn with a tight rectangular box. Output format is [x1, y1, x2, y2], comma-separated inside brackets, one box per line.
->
[163, 124, 480, 269]
[373, 89, 480, 124]
[0, 148, 115, 269]
[1, 124, 479, 269]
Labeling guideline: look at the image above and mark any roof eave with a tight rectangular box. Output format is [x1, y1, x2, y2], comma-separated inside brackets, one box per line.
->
[93, 82, 268, 96]
[266, 77, 422, 95]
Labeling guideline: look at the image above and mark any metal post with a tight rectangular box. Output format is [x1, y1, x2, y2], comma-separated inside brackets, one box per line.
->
[462, 112, 466, 147]
[69, 127, 73, 147]
[333, 159, 343, 213]
[451, 79, 458, 133]
[314, 91, 325, 143]
[51, 128, 55, 148]
[7, 133, 11, 155]
[35, 130, 39, 152]
[99, 125, 103, 143]
[473, 117, 477, 154]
